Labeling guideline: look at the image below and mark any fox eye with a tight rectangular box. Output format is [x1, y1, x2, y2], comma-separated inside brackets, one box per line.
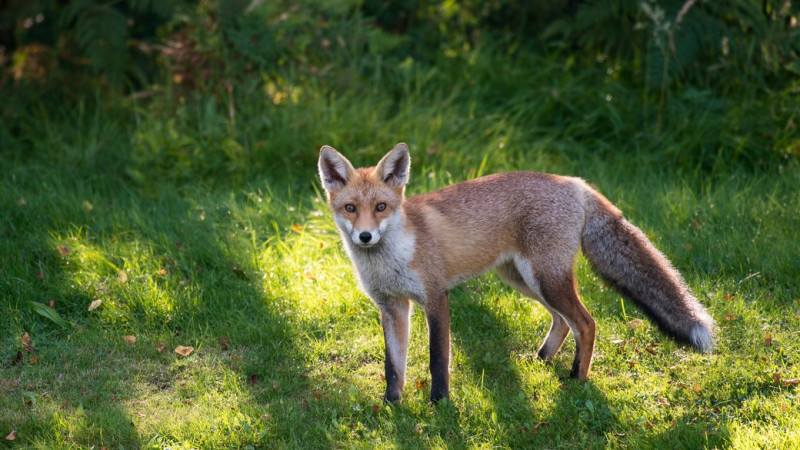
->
[344, 204, 356, 213]
[375, 202, 387, 212]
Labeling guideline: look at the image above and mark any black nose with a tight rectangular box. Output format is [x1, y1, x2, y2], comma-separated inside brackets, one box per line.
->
[359, 232, 372, 243]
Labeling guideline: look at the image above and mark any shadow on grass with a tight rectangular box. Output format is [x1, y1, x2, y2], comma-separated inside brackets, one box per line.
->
[0, 177, 326, 446]
[448, 285, 619, 446]
[448, 283, 736, 448]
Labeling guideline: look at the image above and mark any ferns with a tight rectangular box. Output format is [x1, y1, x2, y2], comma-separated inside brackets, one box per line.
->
[546, 0, 800, 91]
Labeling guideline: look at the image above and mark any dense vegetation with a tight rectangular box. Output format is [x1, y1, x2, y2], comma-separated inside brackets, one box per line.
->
[2, 1, 799, 448]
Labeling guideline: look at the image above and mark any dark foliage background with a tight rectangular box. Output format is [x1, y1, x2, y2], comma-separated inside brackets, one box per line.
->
[1, 0, 798, 178]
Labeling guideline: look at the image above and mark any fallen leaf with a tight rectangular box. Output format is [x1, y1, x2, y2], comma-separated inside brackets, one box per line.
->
[304, 271, 317, 281]
[21, 332, 31, 349]
[765, 333, 772, 347]
[5, 430, 15, 440]
[725, 313, 739, 321]
[248, 374, 259, 385]
[527, 422, 549, 434]
[57, 246, 71, 256]
[272, 380, 279, 390]
[291, 224, 303, 233]
[156, 268, 167, 276]
[123, 335, 136, 345]
[415, 379, 427, 389]
[174, 345, 194, 356]
[12, 351, 22, 365]
[774, 373, 782, 385]
[29, 357, 40, 365]
[656, 397, 670, 406]
[154, 343, 166, 353]
[219, 337, 230, 351]
[693, 385, 702, 392]
[117, 271, 128, 284]
[88, 299, 102, 311]
[49, 300, 55, 309]
[784, 378, 800, 387]
[312, 390, 322, 399]
[37, 270, 45, 280]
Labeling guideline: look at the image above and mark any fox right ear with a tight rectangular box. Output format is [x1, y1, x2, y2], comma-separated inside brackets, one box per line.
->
[318, 146, 355, 193]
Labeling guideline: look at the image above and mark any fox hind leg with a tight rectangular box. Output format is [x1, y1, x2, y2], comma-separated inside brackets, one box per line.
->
[495, 262, 570, 361]
[536, 270, 596, 380]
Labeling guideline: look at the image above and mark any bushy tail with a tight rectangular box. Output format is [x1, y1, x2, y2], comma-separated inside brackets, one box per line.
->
[581, 192, 715, 352]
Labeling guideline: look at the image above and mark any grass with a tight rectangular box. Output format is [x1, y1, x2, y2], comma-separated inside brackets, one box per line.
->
[2, 40, 800, 448]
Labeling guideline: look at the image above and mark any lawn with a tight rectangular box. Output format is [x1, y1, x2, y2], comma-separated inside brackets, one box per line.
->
[2, 2, 800, 448]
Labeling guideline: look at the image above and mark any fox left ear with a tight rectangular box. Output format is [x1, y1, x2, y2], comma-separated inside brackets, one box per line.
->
[375, 143, 410, 188]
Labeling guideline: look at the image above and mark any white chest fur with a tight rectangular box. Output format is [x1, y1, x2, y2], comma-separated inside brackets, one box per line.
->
[343, 227, 425, 305]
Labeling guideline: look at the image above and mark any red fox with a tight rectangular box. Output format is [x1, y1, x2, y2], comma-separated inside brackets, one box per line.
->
[318, 143, 715, 403]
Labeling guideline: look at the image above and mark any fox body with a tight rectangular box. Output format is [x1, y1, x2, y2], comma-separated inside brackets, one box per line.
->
[318, 143, 715, 402]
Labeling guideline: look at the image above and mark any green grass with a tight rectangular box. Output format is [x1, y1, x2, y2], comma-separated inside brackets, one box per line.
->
[2, 42, 800, 449]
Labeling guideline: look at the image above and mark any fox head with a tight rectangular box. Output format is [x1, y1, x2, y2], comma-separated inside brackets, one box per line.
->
[318, 143, 411, 248]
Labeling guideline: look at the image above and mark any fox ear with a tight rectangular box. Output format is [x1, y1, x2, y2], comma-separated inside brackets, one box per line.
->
[375, 143, 410, 188]
[318, 146, 355, 193]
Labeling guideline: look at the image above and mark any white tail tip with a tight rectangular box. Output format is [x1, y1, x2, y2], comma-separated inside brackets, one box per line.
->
[689, 324, 714, 353]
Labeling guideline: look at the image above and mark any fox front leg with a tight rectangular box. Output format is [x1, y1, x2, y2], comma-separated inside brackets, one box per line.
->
[425, 291, 451, 402]
[380, 298, 412, 403]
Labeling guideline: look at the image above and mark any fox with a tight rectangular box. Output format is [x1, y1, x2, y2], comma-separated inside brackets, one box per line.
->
[318, 142, 715, 403]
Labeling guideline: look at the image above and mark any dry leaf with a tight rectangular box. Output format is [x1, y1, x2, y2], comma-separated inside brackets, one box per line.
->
[415, 379, 427, 389]
[174, 345, 194, 356]
[37, 270, 45, 280]
[291, 224, 303, 233]
[123, 335, 136, 345]
[774, 373, 782, 385]
[304, 271, 317, 281]
[21, 332, 31, 348]
[156, 268, 167, 276]
[219, 337, 230, 351]
[57, 246, 71, 256]
[49, 300, 55, 309]
[765, 333, 773, 347]
[248, 374, 259, 385]
[784, 378, 800, 387]
[656, 397, 670, 406]
[272, 380, 279, 390]
[154, 343, 166, 353]
[117, 271, 128, 284]
[724, 313, 739, 321]
[312, 390, 322, 399]
[29, 356, 40, 365]
[88, 299, 102, 311]
[693, 385, 702, 392]
[5, 430, 15, 441]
